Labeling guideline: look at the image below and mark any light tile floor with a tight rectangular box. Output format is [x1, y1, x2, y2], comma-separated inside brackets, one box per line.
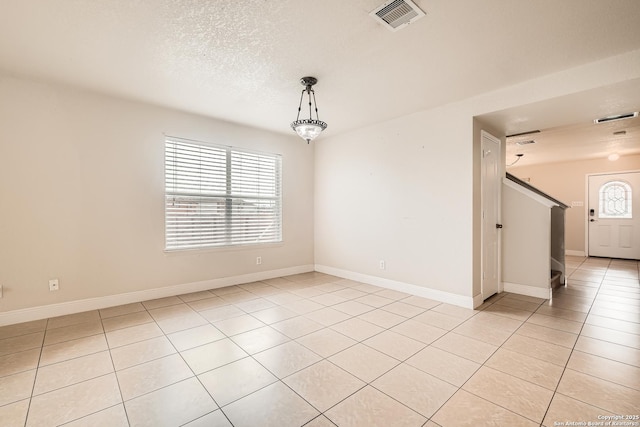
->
[1, 256, 638, 426]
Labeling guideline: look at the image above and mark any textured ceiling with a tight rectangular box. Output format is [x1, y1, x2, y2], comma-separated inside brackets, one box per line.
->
[1, 0, 640, 145]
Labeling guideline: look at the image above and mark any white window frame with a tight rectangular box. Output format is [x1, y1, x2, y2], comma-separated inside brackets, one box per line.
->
[164, 137, 282, 251]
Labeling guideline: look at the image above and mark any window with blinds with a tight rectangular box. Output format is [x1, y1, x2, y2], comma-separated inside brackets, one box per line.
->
[165, 137, 282, 250]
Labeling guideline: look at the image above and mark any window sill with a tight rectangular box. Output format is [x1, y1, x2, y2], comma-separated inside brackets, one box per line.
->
[163, 241, 285, 256]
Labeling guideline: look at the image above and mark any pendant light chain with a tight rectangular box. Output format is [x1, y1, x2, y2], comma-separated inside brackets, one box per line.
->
[312, 90, 320, 121]
[290, 76, 327, 143]
[295, 89, 305, 122]
[308, 87, 313, 121]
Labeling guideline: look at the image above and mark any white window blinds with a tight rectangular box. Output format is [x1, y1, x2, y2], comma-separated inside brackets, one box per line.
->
[165, 137, 282, 250]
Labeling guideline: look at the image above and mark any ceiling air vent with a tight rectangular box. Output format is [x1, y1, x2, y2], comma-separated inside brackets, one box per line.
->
[515, 140, 536, 146]
[593, 112, 638, 124]
[370, 0, 425, 32]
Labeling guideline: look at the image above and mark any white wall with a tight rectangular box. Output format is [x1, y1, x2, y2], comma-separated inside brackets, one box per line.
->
[314, 106, 474, 298]
[0, 74, 314, 313]
[502, 184, 551, 290]
[314, 49, 640, 306]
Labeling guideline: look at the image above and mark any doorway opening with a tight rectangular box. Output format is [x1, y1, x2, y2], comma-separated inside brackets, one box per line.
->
[587, 171, 640, 260]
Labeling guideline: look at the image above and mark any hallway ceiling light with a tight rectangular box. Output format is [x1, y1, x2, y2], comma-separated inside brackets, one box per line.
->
[507, 153, 524, 167]
[291, 77, 327, 144]
[608, 153, 620, 161]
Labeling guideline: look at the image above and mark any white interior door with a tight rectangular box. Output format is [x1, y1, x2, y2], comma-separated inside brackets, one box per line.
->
[588, 171, 640, 260]
[481, 131, 500, 299]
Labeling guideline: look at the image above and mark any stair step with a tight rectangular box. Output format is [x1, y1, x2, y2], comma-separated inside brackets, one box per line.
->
[550, 270, 563, 289]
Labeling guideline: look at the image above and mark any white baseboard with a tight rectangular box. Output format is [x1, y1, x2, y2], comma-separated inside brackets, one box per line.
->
[314, 264, 475, 309]
[566, 250, 586, 257]
[0, 265, 314, 327]
[502, 282, 551, 300]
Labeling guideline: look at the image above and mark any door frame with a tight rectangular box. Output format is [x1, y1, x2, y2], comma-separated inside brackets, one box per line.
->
[480, 130, 502, 300]
[584, 169, 640, 257]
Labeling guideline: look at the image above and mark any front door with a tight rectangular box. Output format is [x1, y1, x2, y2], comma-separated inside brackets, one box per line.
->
[588, 171, 640, 259]
[481, 131, 500, 299]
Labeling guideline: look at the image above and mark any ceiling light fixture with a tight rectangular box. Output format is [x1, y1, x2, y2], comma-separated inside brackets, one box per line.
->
[507, 153, 524, 167]
[608, 153, 620, 161]
[291, 77, 327, 144]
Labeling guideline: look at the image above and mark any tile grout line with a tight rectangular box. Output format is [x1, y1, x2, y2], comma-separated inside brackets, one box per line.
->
[163, 321, 236, 427]
[314, 290, 538, 423]
[212, 276, 359, 425]
[102, 305, 133, 427]
[427, 290, 546, 425]
[188, 279, 441, 425]
[6, 277, 466, 426]
[21, 320, 46, 427]
[3, 265, 637, 426]
[35, 311, 126, 427]
[425, 257, 614, 424]
[538, 257, 611, 425]
[151, 274, 355, 425]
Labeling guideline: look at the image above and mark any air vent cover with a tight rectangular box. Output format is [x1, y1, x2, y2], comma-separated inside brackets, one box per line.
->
[370, 0, 425, 32]
[515, 140, 536, 146]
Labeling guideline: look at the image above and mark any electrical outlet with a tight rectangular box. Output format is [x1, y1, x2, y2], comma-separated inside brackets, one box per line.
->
[49, 279, 59, 291]
[379, 260, 386, 270]
[256, 256, 262, 265]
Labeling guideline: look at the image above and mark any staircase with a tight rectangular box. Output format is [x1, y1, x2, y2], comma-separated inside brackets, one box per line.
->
[550, 270, 563, 289]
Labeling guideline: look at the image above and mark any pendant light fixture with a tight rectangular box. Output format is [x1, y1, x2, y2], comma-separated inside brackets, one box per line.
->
[291, 76, 327, 144]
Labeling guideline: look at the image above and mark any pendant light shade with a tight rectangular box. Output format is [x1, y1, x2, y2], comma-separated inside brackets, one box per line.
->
[292, 120, 326, 142]
[291, 77, 327, 143]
